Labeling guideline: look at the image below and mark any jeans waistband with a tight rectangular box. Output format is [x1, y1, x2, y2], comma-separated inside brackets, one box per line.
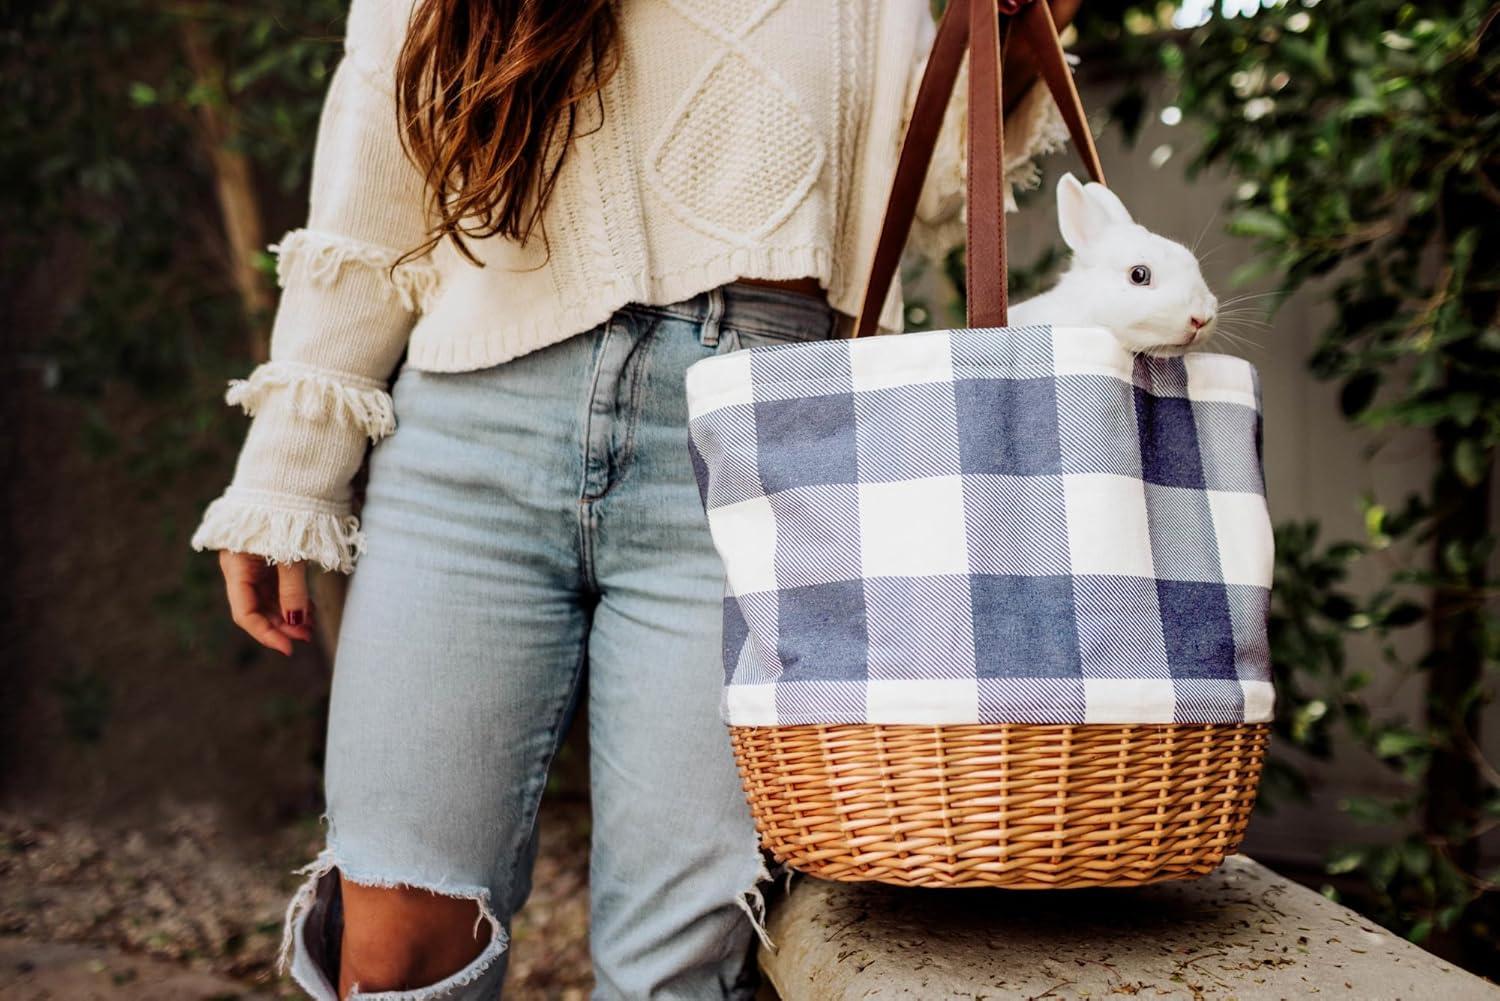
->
[625, 281, 839, 344]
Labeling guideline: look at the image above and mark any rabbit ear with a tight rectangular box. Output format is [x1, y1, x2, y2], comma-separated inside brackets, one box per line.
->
[1085, 182, 1133, 226]
[1057, 173, 1131, 252]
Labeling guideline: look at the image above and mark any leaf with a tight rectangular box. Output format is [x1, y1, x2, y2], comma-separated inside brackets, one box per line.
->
[1340, 796, 1402, 825]
[1437, 903, 1468, 929]
[1291, 699, 1329, 742]
[1452, 438, 1487, 487]
[1447, 393, 1484, 426]
[1342, 96, 1387, 120]
[1280, 35, 1332, 79]
[1228, 255, 1280, 287]
[1373, 729, 1426, 758]
[1442, 540, 1470, 575]
[1399, 841, 1431, 877]
[1229, 209, 1291, 241]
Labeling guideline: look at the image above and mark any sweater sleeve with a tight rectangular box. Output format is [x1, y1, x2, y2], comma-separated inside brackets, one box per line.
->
[904, 12, 1075, 263]
[190, 0, 434, 575]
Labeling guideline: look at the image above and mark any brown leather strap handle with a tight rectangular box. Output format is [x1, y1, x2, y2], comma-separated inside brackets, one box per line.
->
[853, 0, 1105, 338]
[967, 0, 1007, 328]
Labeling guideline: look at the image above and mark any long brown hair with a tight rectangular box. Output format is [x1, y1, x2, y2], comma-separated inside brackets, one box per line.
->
[393, 0, 620, 265]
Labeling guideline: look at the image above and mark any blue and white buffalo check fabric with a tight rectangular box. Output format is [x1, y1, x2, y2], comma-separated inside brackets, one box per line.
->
[685, 325, 1275, 728]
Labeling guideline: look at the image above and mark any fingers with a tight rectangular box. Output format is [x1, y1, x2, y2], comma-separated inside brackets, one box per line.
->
[219, 551, 315, 656]
[222, 551, 293, 656]
[275, 560, 315, 644]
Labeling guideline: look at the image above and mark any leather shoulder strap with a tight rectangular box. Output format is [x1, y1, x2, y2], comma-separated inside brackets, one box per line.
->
[966, 0, 1007, 328]
[853, 0, 1104, 338]
[852, 0, 970, 341]
[1015, 2, 1105, 184]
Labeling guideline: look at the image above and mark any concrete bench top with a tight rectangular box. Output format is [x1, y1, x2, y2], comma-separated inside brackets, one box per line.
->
[757, 855, 1499, 1000]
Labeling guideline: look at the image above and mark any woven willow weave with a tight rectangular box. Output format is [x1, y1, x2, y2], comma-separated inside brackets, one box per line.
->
[730, 722, 1269, 888]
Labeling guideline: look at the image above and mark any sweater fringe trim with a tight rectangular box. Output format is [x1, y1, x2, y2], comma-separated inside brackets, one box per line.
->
[225, 362, 396, 442]
[190, 491, 365, 576]
[269, 228, 440, 313]
[1003, 80, 1076, 196]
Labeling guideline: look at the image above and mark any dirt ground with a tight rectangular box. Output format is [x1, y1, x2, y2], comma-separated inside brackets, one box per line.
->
[0, 797, 594, 999]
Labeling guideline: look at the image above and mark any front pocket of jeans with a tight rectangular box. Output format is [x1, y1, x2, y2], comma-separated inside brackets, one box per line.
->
[717, 324, 830, 355]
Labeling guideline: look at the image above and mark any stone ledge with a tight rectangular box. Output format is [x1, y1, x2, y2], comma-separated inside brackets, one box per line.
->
[757, 855, 1499, 1000]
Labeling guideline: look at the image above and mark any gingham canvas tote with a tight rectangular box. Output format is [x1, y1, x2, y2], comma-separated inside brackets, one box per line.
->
[685, 324, 1275, 728]
[683, 0, 1275, 733]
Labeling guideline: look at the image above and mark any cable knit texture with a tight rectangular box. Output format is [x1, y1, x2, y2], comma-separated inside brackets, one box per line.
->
[191, 0, 1078, 574]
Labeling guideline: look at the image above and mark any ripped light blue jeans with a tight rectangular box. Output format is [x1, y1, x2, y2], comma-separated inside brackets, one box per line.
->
[283, 281, 837, 1000]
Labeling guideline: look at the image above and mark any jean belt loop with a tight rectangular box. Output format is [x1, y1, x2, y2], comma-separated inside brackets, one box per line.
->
[699, 286, 727, 348]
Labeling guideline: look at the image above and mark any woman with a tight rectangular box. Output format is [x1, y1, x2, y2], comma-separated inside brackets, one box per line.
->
[191, 0, 1076, 997]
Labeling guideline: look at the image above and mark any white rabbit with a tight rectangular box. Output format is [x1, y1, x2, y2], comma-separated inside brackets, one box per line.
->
[1007, 173, 1219, 355]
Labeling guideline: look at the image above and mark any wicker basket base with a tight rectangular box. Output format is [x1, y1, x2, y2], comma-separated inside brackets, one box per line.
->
[729, 722, 1269, 889]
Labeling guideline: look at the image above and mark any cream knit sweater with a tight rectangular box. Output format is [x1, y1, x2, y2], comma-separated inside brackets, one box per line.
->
[190, 0, 1073, 575]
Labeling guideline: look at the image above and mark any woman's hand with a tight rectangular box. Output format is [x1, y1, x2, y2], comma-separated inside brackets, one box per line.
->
[219, 550, 316, 656]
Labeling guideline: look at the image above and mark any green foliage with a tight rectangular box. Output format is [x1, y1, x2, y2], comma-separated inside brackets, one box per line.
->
[1147, 0, 1499, 970]
[1, 2, 350, 693]
[3, 1, 345, 403]
[1168, 4, 1500, 423]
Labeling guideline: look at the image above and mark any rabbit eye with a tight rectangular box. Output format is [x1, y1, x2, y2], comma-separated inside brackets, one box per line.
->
[1129, 265, 1152, 286]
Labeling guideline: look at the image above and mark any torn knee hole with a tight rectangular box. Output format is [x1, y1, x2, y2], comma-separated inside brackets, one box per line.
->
[281, 850, 508, 998]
